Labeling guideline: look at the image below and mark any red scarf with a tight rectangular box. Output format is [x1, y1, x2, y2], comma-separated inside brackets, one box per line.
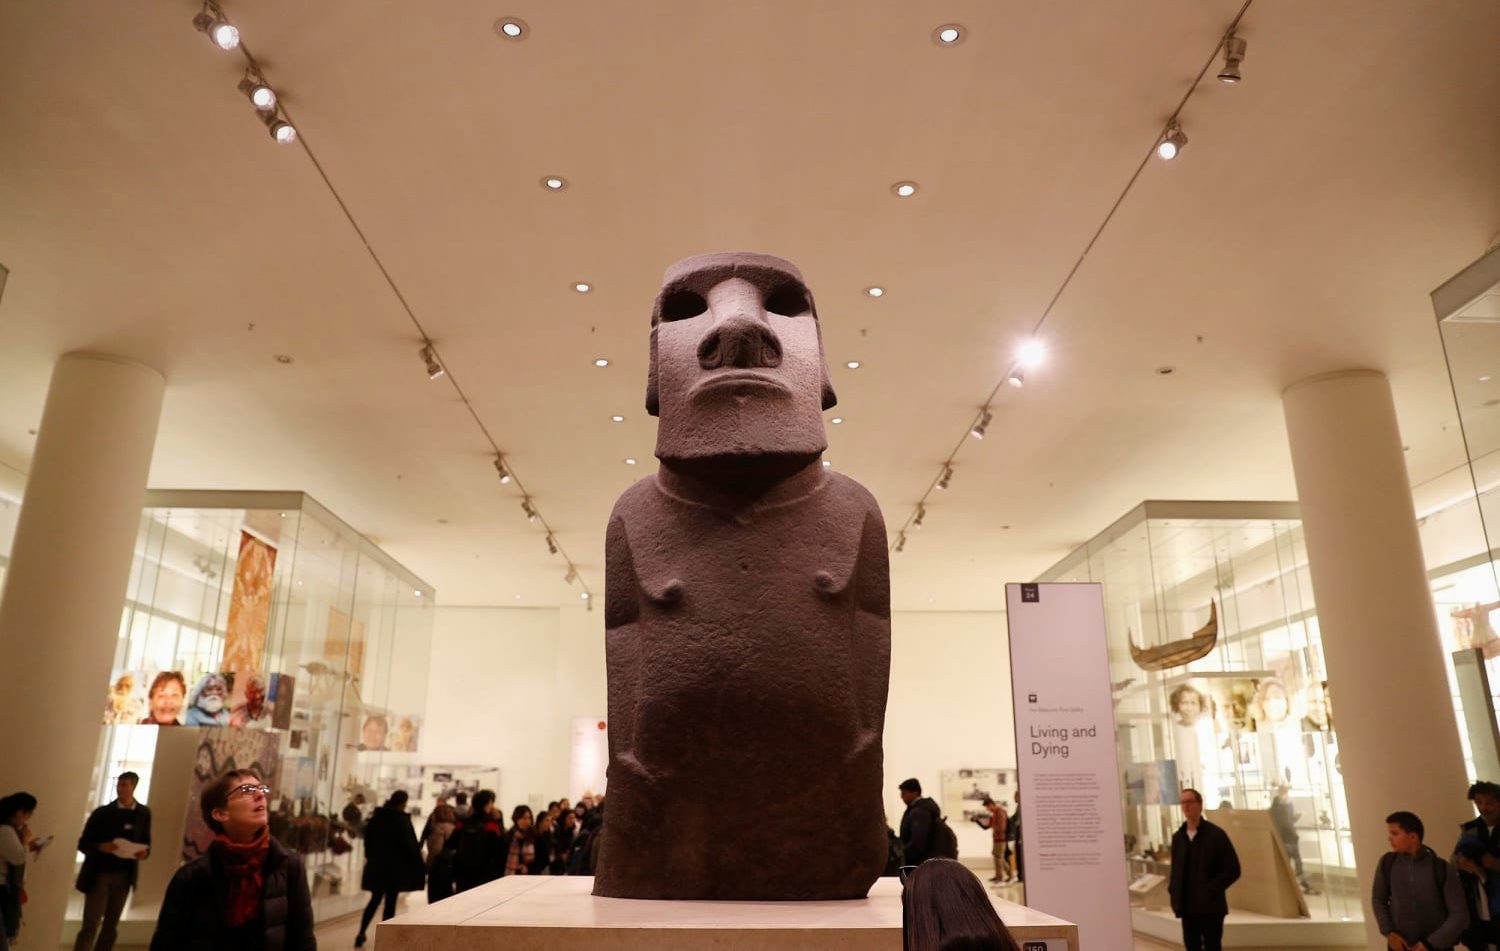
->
[212, 825, 269, 927]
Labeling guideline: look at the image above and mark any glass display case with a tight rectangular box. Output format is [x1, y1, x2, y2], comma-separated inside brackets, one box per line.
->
[1433, 243, 1500, 784]
[90, 490, 435, 920]
[1036, 501, 1359, 924]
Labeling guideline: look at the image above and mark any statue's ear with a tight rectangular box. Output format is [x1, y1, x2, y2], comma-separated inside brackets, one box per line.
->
[646, 325, 660, 417]
[807, 289, 837, 410]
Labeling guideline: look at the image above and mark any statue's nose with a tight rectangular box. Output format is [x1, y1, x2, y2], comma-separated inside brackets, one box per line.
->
[698, 314, 783, 370]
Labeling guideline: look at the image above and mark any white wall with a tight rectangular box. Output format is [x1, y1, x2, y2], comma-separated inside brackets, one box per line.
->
[423, 603, 1015, 860]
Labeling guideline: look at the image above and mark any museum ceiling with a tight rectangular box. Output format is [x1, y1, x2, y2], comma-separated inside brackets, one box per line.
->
[1, 1, 1498, 609]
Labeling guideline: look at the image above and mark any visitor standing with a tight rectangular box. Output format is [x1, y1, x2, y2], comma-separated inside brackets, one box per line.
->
[898, 778, 941, 866]
[448, 790, 505, 892]
[423, 801, 457, 904]
[505, 806, 537, 875]
[1454, 781, 1500, 951]
[1009, 789, 1023, 884]
[972, 797, 1010, 883]
[1269, 784, 1315, 894]
[1169, 787, 1241, 951]
[1373, 811, 1467, 951]
[452, 792, 470, 821]
[1, 792, 48, 951]
[150, 769, 315, 950]
[354, 790, 424, 948]
[74, 771, 152, 951]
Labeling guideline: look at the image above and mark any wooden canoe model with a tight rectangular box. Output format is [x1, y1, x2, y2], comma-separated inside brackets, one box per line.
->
[1128, 600, 1218, 671]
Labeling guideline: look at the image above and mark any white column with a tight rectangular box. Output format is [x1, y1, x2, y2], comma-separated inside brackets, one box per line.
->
[0, 352, 163, 947]
[1283, 369, 1468, 947]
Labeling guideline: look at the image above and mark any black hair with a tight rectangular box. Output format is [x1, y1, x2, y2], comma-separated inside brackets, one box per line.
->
[902, 859, 1020, 951]
[0, 792, 38, 824]
[119, 771, 140, 786]
[455, 791, 468, 805]
[899, 778, 922, 794]
[386, 790, 409, 809]
[511, 804, 533, 823]
[470, 789, 495, 817]
[1470, 782, 1500, 801]
[1386, 811, 1425, 841]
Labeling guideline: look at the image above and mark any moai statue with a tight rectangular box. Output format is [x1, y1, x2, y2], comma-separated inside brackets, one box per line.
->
[593, 252, 891, 900]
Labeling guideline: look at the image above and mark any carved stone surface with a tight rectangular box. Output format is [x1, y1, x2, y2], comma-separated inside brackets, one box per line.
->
[593, 252, 891, 901]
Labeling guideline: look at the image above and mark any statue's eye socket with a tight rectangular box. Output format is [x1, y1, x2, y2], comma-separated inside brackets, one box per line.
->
[659, 290, 708, 321]
[764, 285, 810, 317]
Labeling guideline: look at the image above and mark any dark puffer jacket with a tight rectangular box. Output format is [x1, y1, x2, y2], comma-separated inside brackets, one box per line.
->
[150, 835, 316, 951]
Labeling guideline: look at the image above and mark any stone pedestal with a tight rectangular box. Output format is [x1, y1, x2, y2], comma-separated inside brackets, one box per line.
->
[377, 876, 1079, 950]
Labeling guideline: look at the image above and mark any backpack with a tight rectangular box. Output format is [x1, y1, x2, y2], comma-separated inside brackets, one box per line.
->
[1379, 848, 1447, 895]
[452, 820, 490, 880]
[933, 814, 959, 860]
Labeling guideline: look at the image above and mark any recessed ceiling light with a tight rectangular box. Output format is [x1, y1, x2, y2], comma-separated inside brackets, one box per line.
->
[414, 589, 422, 597]
[273, 354, 293, 364]
[573, 282, 592, 293]
[932, 24, 965, 46]
[1481, 375, 1492, 382]
[624, 457, 637, 465]
[514, 593, 522, 600]
[611, 415, 625, 423]
[594, 358, 610, 367]
[541, 175, 568, 191]
[494, 17, 528, 40]
[891, 181, 919, 198]
[846, 361, 861, 369]
[831, 417, 844, 424]
[865, 286, 885, 298]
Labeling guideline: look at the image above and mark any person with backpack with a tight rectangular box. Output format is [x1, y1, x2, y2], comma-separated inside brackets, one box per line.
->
[898, 779, 956, 866]
[447, 790, 505, 892]
[1374, 811, 1468, 951]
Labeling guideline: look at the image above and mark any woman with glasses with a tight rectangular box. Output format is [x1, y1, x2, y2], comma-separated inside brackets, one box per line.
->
[151, 770, 315, 950]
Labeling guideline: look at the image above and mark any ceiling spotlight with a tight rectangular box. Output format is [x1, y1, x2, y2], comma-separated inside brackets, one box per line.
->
[624, 457, 638, 465]
[865, 286, 885, 298]
[546, 534, 558, 555]
[580, 591, 591, 601]
[932, 24, 965, 46]
[1007, 367, 1025, 388]
[971, 409, 993, 440]
[262, 112, 297, 145]
[494, 17, 529, 40]
[831, 417, 844, 425]
[891, 181, 919, 198]
[564, 567, 578, 584]
[610, 415, 625, 423]
[1156, 120, 1187, 161]
[541, 175, 569, 191]
[419, 343, 444, 379]
[192, 5, 240, 50]
[937, 465, 953, 490]
[914, 505, 926, 528]
[573, 282, 592, 293]
[521, 498, 538, 522]
[1017, 339, 1045, 368]
[493, 455, 513, 484]
[895, 534, 907, 554]
[846, 361, 862, 369]
[594, 358, 610, 368]
[238, 74, 277, 111]
[1217, 34, 1247, 84]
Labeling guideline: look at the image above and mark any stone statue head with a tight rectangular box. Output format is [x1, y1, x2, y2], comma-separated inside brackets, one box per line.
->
[647, 252, 836, 465]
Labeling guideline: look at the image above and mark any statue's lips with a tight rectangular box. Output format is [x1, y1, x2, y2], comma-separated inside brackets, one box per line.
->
[690, 370, 790, 397]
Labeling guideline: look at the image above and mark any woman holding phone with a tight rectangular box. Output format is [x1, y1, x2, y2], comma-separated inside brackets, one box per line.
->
[0, 792, 49, 951]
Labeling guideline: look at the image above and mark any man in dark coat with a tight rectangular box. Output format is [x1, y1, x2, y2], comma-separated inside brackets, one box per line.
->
[355, 790, 425, 947]
[75, 771, 151, 951]
[151, 769, 314, 951]
[898, 778, 942, 866]
[1169, 787, 1241, 951]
